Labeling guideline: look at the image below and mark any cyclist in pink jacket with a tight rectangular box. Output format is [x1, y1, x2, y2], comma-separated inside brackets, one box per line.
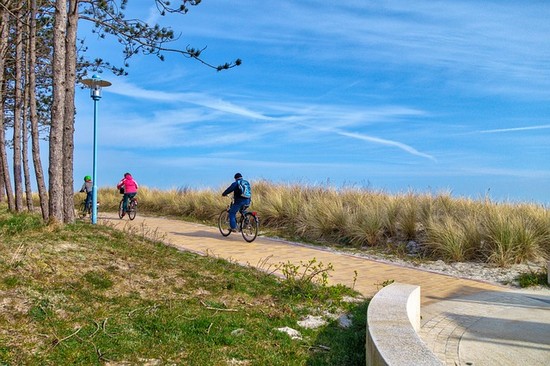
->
[117, 172, 139, 217]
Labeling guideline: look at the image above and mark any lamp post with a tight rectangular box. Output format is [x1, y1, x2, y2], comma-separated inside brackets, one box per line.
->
[81, 74, 111, 224]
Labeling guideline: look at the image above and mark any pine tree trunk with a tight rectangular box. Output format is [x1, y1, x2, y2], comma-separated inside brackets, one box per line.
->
[28, 0, 48, 220]
[23, 32, 34, 212]
[62, 0, 78, 223]
[0, 83, 15, 210]
[49, 0, 68, 224]
[13, 11, 24, 211]
[0, 9, 8, 204]
[0, 160, 4, 202]
[0, 9, 15, 210]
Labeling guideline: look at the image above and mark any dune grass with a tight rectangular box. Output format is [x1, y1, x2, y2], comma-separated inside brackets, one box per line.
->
[0, 205, 367, 365]
[92, 181, 550, 267]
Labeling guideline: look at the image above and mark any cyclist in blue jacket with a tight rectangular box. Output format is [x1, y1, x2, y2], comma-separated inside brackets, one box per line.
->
[222, 173, 251, 232]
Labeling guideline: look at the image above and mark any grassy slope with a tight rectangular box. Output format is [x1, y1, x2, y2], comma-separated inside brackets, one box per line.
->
[0, 206, 367, 366]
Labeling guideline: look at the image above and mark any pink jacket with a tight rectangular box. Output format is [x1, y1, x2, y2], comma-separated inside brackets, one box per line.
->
[117, 174, 139, 194]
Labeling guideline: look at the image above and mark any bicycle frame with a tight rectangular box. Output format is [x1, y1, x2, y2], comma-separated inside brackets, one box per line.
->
[218, 198, 259, 242]
[118, 194, 138, 220]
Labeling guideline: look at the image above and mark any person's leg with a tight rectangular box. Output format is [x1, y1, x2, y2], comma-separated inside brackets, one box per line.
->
[123, 194, 129, 212]
[127, 193, 136, 210]
[85, 192, 92, 211]
[228, 203, 240, 230]
[232, 200, 250, 230]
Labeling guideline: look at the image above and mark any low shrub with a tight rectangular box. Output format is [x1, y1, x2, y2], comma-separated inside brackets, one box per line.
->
[516, 268, 549, 288]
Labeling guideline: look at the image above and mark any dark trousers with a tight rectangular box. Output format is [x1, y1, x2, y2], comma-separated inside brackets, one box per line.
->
[123, 192, 136, 212]
[229, 198, 251, 229]
[85, 192, 93, 211]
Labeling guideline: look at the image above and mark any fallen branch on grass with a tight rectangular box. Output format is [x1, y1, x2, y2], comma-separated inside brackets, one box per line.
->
[51, 327, 82, 348]
[200, 300, 238, 312]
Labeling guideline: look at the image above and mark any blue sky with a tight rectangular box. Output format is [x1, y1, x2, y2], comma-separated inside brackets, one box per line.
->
[73, 0, 550, 204]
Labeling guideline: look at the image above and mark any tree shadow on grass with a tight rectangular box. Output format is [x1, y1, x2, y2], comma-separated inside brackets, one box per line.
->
[306, 300, 370, 366]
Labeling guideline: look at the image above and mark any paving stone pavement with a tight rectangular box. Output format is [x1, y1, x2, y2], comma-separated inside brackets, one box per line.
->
[100, 213, 550, 366]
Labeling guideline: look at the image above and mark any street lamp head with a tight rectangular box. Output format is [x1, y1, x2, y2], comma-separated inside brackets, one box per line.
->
[82, 74, 112, 100]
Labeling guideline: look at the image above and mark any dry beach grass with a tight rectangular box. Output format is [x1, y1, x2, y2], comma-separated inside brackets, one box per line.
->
[93, 181, 550, 276]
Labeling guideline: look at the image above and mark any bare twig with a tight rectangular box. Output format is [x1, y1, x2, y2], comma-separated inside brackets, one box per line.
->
[256, 255, 274, 271]
[200, 300, 238, 312]
[174, 313, 199, 320]
[102, 318, 108, 332]
[128, 307, 142, 317]
[309, 344, 331, 352]
[9, 242, 26, 265]
[101, 318, 117, 338]
[266, 262, 284, 276]
[89, 320, 101, 338]
[127, 304, 159, 317]
[96, 344, 110, 362]
[78, 335, 111, 363]
[51, 327, 82, 349]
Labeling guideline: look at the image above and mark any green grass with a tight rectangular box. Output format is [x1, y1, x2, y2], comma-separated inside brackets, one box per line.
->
[0, 205, 366, 365]
[516, 268, 549, 288]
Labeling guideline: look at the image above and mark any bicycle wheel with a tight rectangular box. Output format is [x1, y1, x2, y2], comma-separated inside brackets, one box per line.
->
[218, 210, 231, 236]
[241, 212, 258, 242]
[78, 201, 87, 219]
[118, 199, 124, 219]
[128, 200, 137, 220]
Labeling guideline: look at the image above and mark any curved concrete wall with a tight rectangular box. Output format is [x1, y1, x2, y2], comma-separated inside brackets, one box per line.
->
[366, 283, 442, 366]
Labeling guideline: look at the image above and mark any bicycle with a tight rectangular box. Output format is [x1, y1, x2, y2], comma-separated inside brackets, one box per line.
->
[218, 199, 259, 242]
[77, 198, 92, 219]
[118, 195, 138, 220]
[76, 195, 99, 219]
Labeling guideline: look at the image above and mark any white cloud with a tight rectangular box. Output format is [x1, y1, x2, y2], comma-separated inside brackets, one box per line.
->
[106, 79, 436, 158]
[479, 125, 550, 134]
[108, 79, 272, 120]
[174, 0, 550, 98]
[334, 130, 436, 162]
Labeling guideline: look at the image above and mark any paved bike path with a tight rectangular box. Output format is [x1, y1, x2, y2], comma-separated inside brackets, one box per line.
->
[100, 213, 550, 366]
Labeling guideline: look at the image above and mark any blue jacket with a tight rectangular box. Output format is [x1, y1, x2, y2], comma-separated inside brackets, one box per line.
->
[222, 179, 250, 202]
